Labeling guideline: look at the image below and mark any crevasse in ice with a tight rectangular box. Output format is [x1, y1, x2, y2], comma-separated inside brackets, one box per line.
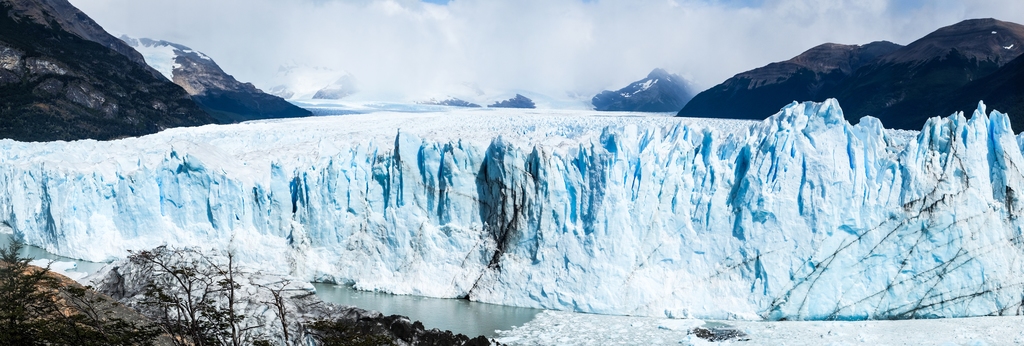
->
[1, 99, 1022, 320]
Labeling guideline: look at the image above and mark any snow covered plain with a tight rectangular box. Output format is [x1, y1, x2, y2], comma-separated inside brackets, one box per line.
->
[2, 99, 1024, 323]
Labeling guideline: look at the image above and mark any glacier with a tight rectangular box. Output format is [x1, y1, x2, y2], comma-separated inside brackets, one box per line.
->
[2, 100, 1024, 321]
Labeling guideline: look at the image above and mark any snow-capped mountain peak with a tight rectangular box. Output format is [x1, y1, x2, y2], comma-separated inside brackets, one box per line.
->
[592, 68, 693, 112]
[120, 36, 210, 81]
[120, 35, 311, 122]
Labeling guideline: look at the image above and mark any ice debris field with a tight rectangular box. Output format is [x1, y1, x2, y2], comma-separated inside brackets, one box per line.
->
[497, 310, 1024, 345]
[3, 99, 1024, 322]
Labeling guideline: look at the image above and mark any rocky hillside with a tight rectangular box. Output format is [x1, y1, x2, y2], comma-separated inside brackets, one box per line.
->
[836, 18, 1024, 129]
[679, 18, 1024, 131]
[914, 52, 1024, 132]
[0, 0, 213, 141]
[5, 0, 162, 79]
[678, 41, 901, 119]
[123, 37, 311, 123]
[592, 68, 693, 112]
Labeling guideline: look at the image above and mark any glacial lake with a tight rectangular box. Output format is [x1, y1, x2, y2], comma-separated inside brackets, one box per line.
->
[0, 232, 539, 338]
[313, 282, 541, 337]
[0, 232, 109, 275]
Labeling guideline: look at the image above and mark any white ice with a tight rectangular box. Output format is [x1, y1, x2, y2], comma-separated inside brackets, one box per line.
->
[2, 100, 1023, 321]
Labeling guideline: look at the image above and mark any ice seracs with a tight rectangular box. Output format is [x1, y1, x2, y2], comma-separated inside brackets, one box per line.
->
[1, 100, 1023, 321]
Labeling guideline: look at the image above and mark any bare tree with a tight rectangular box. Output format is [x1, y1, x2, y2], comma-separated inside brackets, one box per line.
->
[210, 251, 264, 346]
[129, 246, 272, 346]
[130, 246, 222, 346]
[254, 277, 308, 345]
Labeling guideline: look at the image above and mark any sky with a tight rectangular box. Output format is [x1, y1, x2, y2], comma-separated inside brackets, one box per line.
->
[69, 0, 1024, 104]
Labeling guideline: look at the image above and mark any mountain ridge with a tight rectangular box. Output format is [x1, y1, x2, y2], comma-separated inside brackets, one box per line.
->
[122, 36, 311, 123]
[6, 0, 164, 79]
[678, 41, 901, 120]
[592, 68, 693, 112]
[0, 0, 213, 141]
[678, 18, 1024, 131]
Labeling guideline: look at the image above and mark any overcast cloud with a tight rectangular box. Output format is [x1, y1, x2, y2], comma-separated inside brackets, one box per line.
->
[69, 0, 1024, 102]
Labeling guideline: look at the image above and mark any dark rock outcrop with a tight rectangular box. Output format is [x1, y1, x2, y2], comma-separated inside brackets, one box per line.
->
[0, 0, 213, 141]
[122, 37, 311, 123]
[592, 68, 693, 112]
[317, 311, 493, 346]
[488, 94, 535, 109]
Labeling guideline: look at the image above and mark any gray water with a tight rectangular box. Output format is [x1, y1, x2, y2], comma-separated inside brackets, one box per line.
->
[312, 283, 541, 338]
[0, 232, 539, 338]
[0, 232, 108, 274]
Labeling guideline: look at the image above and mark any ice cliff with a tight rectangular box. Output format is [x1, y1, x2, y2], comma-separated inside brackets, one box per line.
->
[2, 100, 1023, 321]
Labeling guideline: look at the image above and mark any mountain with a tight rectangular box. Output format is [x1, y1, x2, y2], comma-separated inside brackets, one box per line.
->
[5, 100, 1024, 321]
[122, 37, 311, 123]
[936, 53, 1024, 131]
[679, 18, 1024, 131]
[0, 0, 213, 141]
[269, 63, 349, 100]
[488, 94, 535, 108]
[836, 18, 1024, 129]
[312, 74, 358, 100]
[4, 0, 162, 78]
[592, 68, 693, 112]
[678, 41, 901, 119]
[419, 98, 481, 108]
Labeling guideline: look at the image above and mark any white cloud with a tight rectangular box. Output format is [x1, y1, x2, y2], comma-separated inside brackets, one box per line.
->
[69, 0, 1024, 103]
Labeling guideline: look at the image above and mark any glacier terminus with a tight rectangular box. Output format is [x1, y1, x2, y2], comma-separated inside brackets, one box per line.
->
[2, 99, 1023, 321]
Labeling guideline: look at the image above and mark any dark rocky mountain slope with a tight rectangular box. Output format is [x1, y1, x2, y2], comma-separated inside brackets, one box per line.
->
[592, 68, 693, 112]
[5, 0, 162, 78]
[930, 52, 1024, 131]
[679, 18, 1024, 131]
[122, 37, 311, 123]
[678, 41, 901, 120]
[836, 18, 1024, 129]
[0, 0, 213, 141]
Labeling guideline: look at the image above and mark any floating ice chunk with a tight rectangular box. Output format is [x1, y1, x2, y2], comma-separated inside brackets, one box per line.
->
[657, 319, 705, 331]
[28, 259, 86, 281]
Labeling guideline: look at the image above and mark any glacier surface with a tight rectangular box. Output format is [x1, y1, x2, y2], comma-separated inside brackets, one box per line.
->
[2, 100, 1024, 320]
